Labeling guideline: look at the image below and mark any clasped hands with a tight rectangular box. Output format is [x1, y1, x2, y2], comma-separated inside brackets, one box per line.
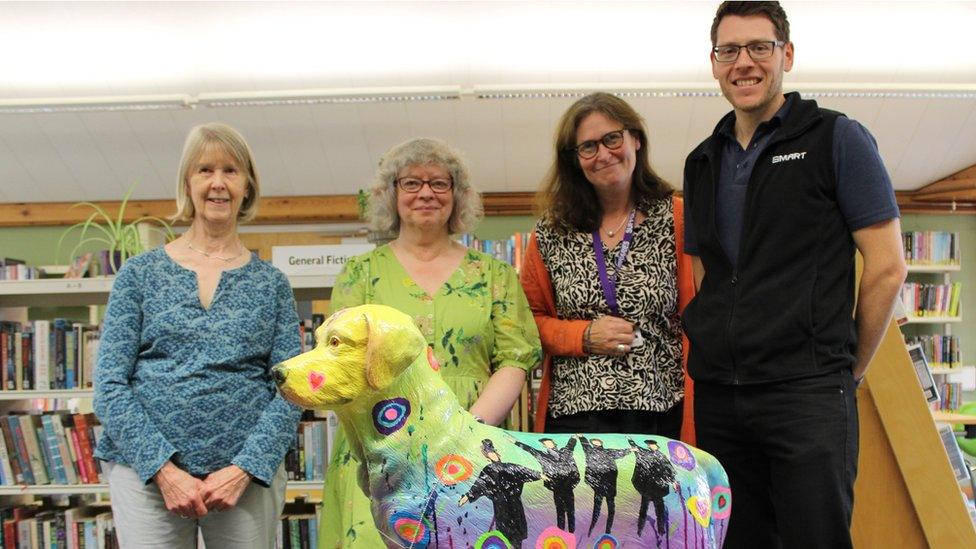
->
[154, 461, 251, 519]
[587, 315, 639, 357]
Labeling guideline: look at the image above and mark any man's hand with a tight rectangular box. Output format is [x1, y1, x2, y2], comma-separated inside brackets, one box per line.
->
[155, 461, 208, 519]
[201, 465, 251, 512]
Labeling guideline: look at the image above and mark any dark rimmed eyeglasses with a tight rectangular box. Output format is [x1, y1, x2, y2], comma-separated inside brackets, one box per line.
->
[394, 177, 454, 193]
[712, 40, 785, 63]
[568, 129, 630, 160]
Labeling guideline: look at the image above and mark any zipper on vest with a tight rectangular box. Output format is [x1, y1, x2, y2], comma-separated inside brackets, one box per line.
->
[727, 270, 739, 384]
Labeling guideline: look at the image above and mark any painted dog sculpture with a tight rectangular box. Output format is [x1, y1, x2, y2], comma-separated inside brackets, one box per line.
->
[272, 304, 730, 548]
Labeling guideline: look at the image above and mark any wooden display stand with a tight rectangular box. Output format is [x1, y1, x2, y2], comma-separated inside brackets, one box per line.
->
[852, 319, 976, 547]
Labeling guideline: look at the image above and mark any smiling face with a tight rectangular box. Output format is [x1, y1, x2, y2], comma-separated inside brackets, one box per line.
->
[712, 14, 793, 120]
[395, 163, 454, 234]
[575, 111, 641, 196]
[186, 144, 249, 227]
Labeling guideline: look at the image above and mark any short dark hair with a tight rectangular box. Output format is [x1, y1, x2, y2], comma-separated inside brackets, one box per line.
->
[711, 1, 790, 46]
[538, 92, 672, 233]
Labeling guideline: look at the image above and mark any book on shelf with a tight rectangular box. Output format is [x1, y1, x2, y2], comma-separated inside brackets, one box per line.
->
[907, 344, 940, 404]
[0, 319, 99, 392]
[901, 282, 962, 317]
[0, 258, 41, 281]
[903, 231, 961, 266]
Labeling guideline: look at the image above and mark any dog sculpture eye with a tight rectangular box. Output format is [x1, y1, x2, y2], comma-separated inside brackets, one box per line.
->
[330, 336, 340, 347]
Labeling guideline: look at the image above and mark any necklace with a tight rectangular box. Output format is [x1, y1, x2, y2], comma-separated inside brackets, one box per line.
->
[603, 209, 634, 237]
[186, 238, 245, 263]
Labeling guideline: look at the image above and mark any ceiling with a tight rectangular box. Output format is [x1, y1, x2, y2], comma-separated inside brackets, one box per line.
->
[1, 1, 975, 205]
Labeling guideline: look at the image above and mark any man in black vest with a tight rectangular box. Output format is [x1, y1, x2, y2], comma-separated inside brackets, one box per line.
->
[682, 2, 907, 548]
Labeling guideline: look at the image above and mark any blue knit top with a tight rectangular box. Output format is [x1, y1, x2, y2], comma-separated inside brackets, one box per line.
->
[93, 247, 302, 485]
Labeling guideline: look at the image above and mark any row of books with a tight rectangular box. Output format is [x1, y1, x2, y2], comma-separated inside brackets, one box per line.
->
[0, 259, 42, 281]
[276, 501, 319, 549]
[901, 282, 962, 318]
[1, 503, 116, 549]
[458, 232, 531, 272]
[0, 412, 103, 487]
[283, 415, 337, 482]
[936, 382, 966, 412]
[0, 320, 99, 392]
[905, 334, 962, 369]
[903, 231, 961, 265]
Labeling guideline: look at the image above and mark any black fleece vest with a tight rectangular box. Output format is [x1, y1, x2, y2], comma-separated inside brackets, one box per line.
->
[683, 94, 855, 385]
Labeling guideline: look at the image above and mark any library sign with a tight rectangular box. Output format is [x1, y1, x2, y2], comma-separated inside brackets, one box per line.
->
[272, 244, 374, 276]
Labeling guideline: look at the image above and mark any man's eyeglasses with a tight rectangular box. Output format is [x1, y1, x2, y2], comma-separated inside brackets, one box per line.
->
[569, 129, 629, 160]
[712, 40, 785, 63]
[395, 177, 454, 193]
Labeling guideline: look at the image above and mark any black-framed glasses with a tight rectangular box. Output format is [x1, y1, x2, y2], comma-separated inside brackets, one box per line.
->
[712, 40, 785, 63]
[394, 177, 454, 193]
[569, 129, 629, 160]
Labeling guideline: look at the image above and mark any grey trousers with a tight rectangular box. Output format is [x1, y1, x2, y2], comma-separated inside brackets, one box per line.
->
[106, 462, 287, 549]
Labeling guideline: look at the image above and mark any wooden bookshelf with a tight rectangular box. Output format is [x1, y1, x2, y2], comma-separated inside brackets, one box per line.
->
[0, 275, 334, 306]
[852, 319, 976, 547]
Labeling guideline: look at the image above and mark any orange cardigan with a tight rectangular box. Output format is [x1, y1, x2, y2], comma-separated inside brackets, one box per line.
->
[519, 195, 697, 445]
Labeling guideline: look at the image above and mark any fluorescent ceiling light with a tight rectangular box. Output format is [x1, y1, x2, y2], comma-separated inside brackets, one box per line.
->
[0, 94, 192, 114]
[197, 86, 461, 108]
[1, 82, 974, 115]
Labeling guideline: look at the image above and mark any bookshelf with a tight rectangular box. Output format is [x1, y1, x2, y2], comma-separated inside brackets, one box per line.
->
[851, 235, 976, 546]
[0, 275, 335, 498]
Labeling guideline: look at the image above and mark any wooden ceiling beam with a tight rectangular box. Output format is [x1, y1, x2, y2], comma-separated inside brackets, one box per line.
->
[0, 192, 540, 228]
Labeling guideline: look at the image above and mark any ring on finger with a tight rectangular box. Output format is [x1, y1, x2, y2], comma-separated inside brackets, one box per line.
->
[616, 343, 627, 353]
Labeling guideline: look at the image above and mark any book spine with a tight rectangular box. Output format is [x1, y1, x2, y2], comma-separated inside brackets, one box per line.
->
[71, 415, 100, 484]
[8, 416, 35, 484]
[33, 320, 50, 391]
[0, 418, 24, 484]
[52, 414, 79, 484]
[20, 415, 49, 485]
[41, 415, 68, 485]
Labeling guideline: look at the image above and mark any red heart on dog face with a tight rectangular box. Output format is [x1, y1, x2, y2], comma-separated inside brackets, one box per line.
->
[308, 371, 325, 391]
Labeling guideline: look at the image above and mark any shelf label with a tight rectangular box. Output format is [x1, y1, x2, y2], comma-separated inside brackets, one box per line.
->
[272, 244, 374, 276]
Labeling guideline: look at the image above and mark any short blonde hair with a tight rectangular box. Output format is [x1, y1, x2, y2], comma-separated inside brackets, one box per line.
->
[173, 123, 260, 223]
[368, 138, 483, 235]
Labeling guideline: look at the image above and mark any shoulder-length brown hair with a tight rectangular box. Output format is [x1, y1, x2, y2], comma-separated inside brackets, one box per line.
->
[537, 92, 672, 232]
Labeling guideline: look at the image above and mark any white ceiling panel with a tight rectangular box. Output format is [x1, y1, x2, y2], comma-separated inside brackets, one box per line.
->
[0, 1, 974, 206]
[309, 104, 374, 195]
[1, 115, 85, 201]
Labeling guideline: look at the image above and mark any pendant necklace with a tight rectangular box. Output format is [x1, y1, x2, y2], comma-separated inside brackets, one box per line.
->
[186, 238, 244, 263]
[604, 208, 635, 237]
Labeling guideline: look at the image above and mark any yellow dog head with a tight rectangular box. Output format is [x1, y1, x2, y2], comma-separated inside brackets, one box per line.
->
[272, 304, 427, 410]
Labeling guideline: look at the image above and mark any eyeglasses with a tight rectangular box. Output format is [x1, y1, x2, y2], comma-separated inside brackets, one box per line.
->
[394, 177, 454, 193]
[569, 129, 629, 160]
[712, 40, 785, 63]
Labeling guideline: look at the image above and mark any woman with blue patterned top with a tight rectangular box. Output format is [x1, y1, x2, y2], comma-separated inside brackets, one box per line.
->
[93, 123, 302, 548]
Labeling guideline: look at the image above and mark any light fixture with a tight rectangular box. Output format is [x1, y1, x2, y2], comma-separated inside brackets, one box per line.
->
[0, 94, 193, 114]
[197, 86, 462, 108]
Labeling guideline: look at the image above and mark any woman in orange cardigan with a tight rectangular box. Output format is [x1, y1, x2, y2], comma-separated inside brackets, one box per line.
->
[520, 92, 696, 443]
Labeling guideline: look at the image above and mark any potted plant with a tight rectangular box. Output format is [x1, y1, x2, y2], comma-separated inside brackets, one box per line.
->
[58, 183, 175, 275]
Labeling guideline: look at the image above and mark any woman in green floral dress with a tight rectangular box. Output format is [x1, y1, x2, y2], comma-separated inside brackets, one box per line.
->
[319, 138, 542, 548]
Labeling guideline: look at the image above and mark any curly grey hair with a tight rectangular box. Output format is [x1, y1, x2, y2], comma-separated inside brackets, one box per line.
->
[368, 138, 483, 235]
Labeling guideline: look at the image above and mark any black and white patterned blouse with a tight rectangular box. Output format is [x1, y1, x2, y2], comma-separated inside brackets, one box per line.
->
[536, 197, 683, 417]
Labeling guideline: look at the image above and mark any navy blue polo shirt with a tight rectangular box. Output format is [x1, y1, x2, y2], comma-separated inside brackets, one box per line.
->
[685, 94, 899, 265]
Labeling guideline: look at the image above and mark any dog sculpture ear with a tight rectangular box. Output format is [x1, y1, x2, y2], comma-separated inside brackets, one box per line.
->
[363, 312, 426, 390]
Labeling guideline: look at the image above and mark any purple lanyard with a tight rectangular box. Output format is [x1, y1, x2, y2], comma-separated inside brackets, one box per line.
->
[592, 209, 636, 316]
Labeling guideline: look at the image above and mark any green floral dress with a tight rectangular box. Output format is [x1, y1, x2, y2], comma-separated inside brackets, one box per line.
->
[319, 244, 542, 548]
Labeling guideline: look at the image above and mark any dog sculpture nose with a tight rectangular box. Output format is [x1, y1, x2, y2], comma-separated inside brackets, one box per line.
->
[271, 364, 288, 386]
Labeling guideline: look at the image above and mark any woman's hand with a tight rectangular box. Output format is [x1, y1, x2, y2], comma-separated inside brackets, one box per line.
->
[586, 316, 635, 356]
[154, 461, 208, 519]
[201, 465, 252, 512]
